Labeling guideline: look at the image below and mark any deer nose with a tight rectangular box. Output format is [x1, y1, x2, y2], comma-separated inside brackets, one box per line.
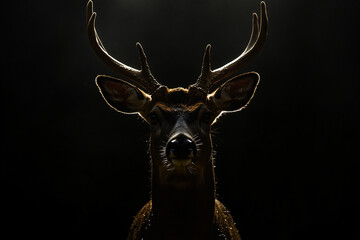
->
[166, 135, 197, 162]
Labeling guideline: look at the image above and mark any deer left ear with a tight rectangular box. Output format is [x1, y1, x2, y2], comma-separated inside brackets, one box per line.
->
[208, 72, 260, 113]
[96, 75, 151, 114]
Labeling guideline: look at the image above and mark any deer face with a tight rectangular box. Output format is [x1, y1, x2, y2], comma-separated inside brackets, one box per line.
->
[87, 0, 267, 189]
[96, 72, 260, 189]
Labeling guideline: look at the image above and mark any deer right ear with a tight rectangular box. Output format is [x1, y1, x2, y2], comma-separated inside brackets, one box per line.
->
[96, 75, 151, 114]
[208, 72, 260, 113]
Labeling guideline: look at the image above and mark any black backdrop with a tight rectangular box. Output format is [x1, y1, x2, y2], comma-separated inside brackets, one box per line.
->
[3, 0, 359, 239]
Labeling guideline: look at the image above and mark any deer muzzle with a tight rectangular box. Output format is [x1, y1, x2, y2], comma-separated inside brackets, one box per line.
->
[166, 134, 197, 166]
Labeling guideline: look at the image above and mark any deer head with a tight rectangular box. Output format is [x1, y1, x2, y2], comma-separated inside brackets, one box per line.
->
[87, 0, 268, 238]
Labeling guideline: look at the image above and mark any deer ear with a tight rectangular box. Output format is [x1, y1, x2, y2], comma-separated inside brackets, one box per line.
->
[96, 75, 151, 114]
[208, 72, 260, 113]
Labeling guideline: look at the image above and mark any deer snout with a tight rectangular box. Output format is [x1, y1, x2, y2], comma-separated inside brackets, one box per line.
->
[166, 134, 197, 166]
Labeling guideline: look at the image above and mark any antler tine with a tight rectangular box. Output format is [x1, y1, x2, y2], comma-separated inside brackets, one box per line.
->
[87, 0, 106, 51]
[86, 0, 161, 94]
[244, 12, 260, 54]
[194, 1, 268, 92]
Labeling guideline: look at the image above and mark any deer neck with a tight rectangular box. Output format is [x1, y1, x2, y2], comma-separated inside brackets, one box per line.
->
[150, 159, 216, 239]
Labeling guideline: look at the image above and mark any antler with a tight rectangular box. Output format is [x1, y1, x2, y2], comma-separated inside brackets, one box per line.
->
[86, 0, 161, 94]
[192, 1, 268, 92]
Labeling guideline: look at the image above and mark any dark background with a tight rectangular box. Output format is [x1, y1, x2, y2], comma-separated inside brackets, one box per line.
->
[3, 0, 359, 239]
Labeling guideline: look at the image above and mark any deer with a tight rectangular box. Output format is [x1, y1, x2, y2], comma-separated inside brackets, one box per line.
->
[86, 1, 268, 239]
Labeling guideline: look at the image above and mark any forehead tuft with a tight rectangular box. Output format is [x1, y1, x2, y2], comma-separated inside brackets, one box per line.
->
[150, 86, 207, 112]
[167, 88, 190, 105]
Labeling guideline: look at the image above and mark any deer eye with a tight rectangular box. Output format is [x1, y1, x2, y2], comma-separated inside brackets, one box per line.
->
[149, 112, 159, 125]
[202, 112, 213, 125]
